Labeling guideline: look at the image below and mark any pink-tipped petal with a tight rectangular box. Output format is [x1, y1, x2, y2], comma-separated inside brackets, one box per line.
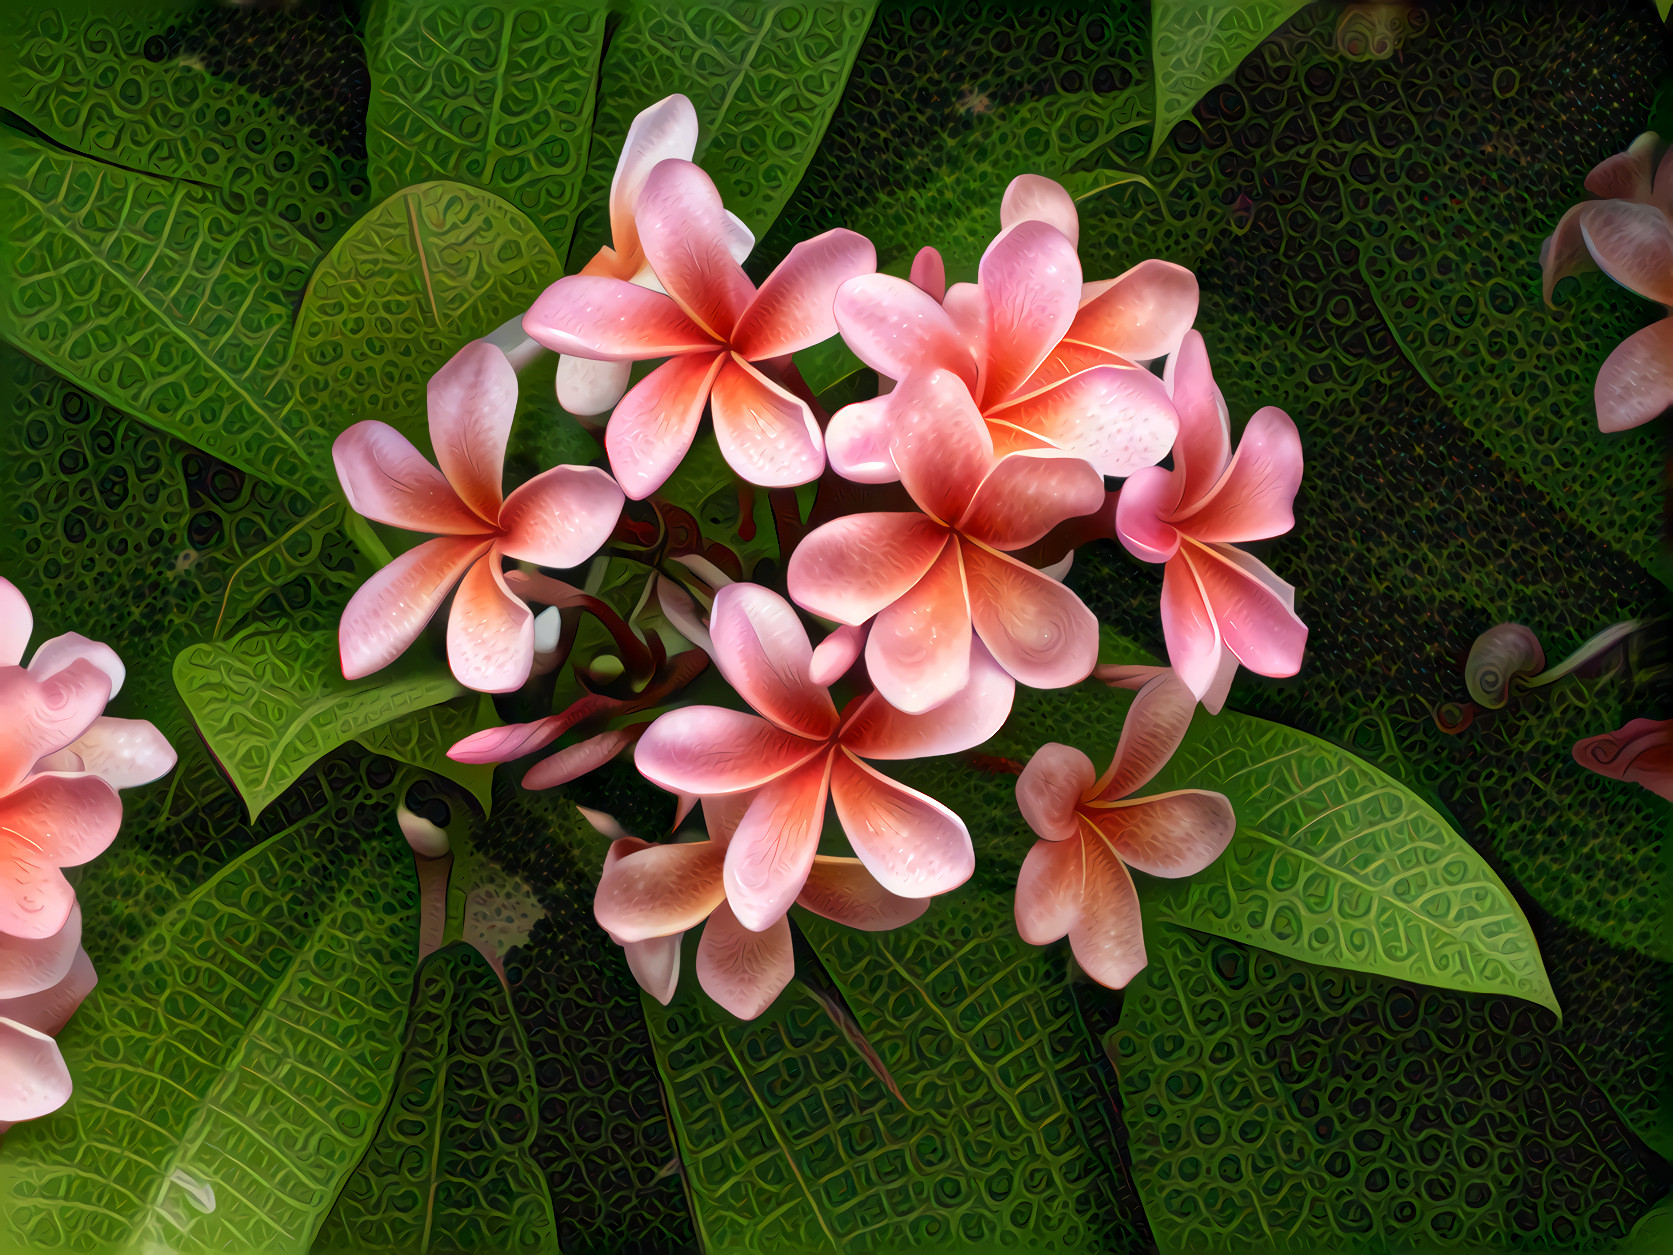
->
[0, 661, 114, 794]
[978, 219, 1082, 404]
[498, 465, 624, 568]
[841, 636, 1015, 760]
[834, 274, 973, 387]
[610, 94, 701, 260]
[1165, 331, 1232, 510]
[1000, 174, 1080, 248]
[0, 947, 96, 1036]
[798, 856, 930, 930]
[829, 750, 974, 898]
[723, 754, 833, 931]
[428, 341, 516, 523]
[1200, 647, 1239, 717]
[1067, 840, 1147, 989]
[910, 247, 946, 302]
[1541, 204, 1596, 306]
[1183, 543, 1307, 680]
[332, 421, 487, 536]
[866, 542, 974, 715]
[634, 708, 824, 795]
[1069, 259, 1200, 363]
[1014, 836, 1083, 944]
[556, 355, 636, 417]
[961, 542, 1098, 691]
[825, 394, 902, 483]
[450, 694, 621, 764]
[0, 903, 80, 1000]
[46, 717, 176, 789]
[339, 535, 489, 680]
[1176, 406, 1302, 542]
[0, 775, 121, 938]
[1584, 132, 1661, 202]
[26, 634, 125, 700]
[958, 451, 1105, 551]
[1095, 790, 1236, 878]
[702, 790, 757, 846]
[888, 369, 995, 525]
[1015, 743, 1096, 843]
[1114, 467, 1185, 564]
[788, 513, 949, 625]
[606, 350, 727, 499]
[708, 584, 838, 739]
[636, 160, 756, 341]
[942, 282, 990, 380]
[623, 933, 682, 1005]
[1578, 200, 1673, 305]
[521, 728, 639, 790]
[0, 580, 30, 668]
[594, 839, 726, 943]
[810, 624, 867, 686]
[1595, 317, 1673, 432]
[525, 277, 718, 359]
[1093, 670, 1198, 801]
[1018, 338, 1134, 394]
[1158, 552, 1225, 702]
[732, 229, 878, 360]
[447, 552, 534, 693]
[696, 901, 793, 1020]
[0, 1018, 72, 1122]
[986, 363, 1178, 479]
[710, 357, 826, 489]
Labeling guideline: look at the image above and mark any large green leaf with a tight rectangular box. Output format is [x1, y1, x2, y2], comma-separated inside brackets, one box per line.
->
[277, 180, 561, 467]
[314, 942, 559, 1255]
[1148, 1, 1308, 156]
[213, 500, 366, 639]
[174, 627, 465, 819]
[363, 0, 608, 257]
[569, 0, 879, 262]
[644, 887, 1147, 1252]
[1, 128, 326, 495]
[0, 820, 419, 1254]
[355, 692, 501, 816]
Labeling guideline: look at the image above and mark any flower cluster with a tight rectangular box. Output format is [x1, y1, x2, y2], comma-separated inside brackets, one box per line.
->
[0, 579, 175, 1128]
[332, 94, 1308, 1018]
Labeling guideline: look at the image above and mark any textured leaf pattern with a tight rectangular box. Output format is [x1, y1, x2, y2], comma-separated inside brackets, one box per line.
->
[315, 942, 559, 1255]
[355, 693, 500, 815]
[1149, 1, 1308, 155]
[174, 627, 465, 819]
[570, 0, 878, 262]
[1, 130, 325, 494]
[279, 180, 561, 464]
[364, 0, 607, 256]
[0, 818, 419, 1254]
[643, 889, 1147, 1253]
[214, 500, 365, 639]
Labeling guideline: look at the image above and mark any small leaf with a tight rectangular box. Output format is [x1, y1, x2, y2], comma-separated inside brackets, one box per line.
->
[1149, 1, 1308, 156]
[174, 627, 465, 819]
[355, 692, 501, 815]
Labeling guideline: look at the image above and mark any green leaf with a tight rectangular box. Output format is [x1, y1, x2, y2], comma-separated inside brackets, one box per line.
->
[1149, 1, 1308, 156]
[643, 887, 1146, 1251]
[1, 128, 327, 495]
[314, 942, 559, 1255]
[278, 180, 562, 468]
[213, 500, 365, 639]
[355, 692, 501, 816]
[0, 820, 419, 1254]
[174, 627, 465, 819]
[363, 0, 608, 258]
[652, 429, 782, 573]
[791, 335, 865, 396]
[570, 0, 880, 261]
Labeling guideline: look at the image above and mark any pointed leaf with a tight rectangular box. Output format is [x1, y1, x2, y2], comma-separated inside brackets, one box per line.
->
[1150, 2, 1309, 156]
[355, 692, 501, 815]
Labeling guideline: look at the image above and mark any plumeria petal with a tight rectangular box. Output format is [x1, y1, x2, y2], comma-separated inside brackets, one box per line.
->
[843, 636, 1015, 759]
[525, 277, 718, 359]
[450, 694, 621, 764]
[702, 790, 757, 846]
[1000, 174, 1079, 248]
[594, 839, 726, 943]
[1015, 743, 1096, 843]
[834, 274, 974, 388]
[27, 634, 125, 700]
[1114, 467, 1185, 563]
[810, 624, 867, 687]
[635, 708, 824, 795]
[447, 552, 534, 693]
[978, 219, 1082, 404]
[797, 856, 930, 930]
[825, 394, 902, 483]
[428, 340, 516, 523]
[1158, 551, 1225, 701]
[866, 542, 974, 715]
[1174, 406, 1302, 542]
[1579, 200, 1673, 305]
[498, 465, 624, 568]
[723, 754, 834, 931]
[624, 933, 683, 1006]
[889, 369, 995, 525]
[710, 357, 826, 489]
[732, 229, 877, 359]
[1541, 204, 1596, 306]
[1200, 647, 1240, 718]
[1165, 331, 1232, 510]
[829, 750, 974, 898]
[0, 903, 80, 1000]
[1573, 717, 1673, 802]
[0, 775, 121, 938]
[1584, 131, 1661, 202]
[522, 728, 639, 789]
[636, 159, 756, 341]
[556, 355, 635, 416]
[788, 513, 950, 625]
[339, 536, 490, 681]
[961, 541, 1098, 691]
[0, 947, 95, 1037]
[1182, 543, 1307, 680]
[332, 421, 486, 536]
[606, 350, 728, 499]
[1068, 259, 1200, 363]
[708, 584, 838, 740]
[696, 901, 793, 1020]
[0, 1018, 73, 1122]
[910, 246, 946, 301]
[985, 363, 1178, 479]
[1093, 790, 1236, 878]
[40, 717, 176, 790]
[0, 579, 31, 668]
[1067, 839, 1147, 989]
[1092, 670, 1198, 801]
[0, 661, 113, 793]
[609, 94, 701, 261]
[1595, 316, 1673, 432]
[1017, 338, 1133, 394]
[958, 451, 1105, 551]
[942, 282, 990, 384]
[1014, 835, 1083, 944]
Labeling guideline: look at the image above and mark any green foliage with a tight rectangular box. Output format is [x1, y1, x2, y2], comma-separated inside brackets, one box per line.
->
[174, 627, 465, 819]
[0, 818, 419, 1254]
[356, 693, 501, 816]
[1148, 2, 1308, 156]
[213, 500, 367, 639]
[570, 0, 880, 265]
[314, 942, 559, 1255]
[654, 429, 783, 573]
[363, 0, 608, 257]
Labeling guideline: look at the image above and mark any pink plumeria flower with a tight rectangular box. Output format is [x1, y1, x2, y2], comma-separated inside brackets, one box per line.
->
[558, 94, 756, 416]
[1014, 669, 1234, 988]
[594, 791, 927, 1019]
[826, 174, 1191, 482]
[1572, 716, 1673, 804]
[524, 159, 876, 499]
[789, 368, 1103, 713]
[333, 340, 625, 693]
[1114, 331, 1307, 712]
[1542, 132, 1673, 431]
[634, 583, 1013, 933]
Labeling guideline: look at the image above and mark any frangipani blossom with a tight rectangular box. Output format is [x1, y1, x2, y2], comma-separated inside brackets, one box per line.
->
[789, 368, 1103, 713]
[1572, 716, 1673, 803]
[1014, 669, 1234, 988]
[635, 583, 1012, 932]
[559, 95, 756, 416]
[1115, 331, 1307, 712]
[826, 175, 1190, 482]
[334, 340, 625, 693]
[525, 159, 876, 498]
[593, 792, 926, 1018]
[1541, 132, 1673, 431]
